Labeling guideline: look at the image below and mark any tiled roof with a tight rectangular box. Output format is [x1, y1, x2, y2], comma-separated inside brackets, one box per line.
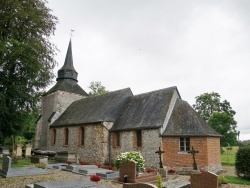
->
[162, 98, 221, 137]
[51, 88, 133, 127]
[45, 80, 88, 96]
[111, 87, 179, 131]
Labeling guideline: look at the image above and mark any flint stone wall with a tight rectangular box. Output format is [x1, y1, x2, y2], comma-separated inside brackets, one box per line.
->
[48, 124, 109, 164]
[35, 91, 85, 149]
[111, 129, 161, 168]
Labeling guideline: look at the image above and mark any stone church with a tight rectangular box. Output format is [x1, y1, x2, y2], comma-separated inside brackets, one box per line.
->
[35, 40, 222, 172]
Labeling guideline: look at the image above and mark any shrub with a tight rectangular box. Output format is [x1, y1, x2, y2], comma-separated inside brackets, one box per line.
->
[36, 163, 46, 169]
[235, 145, 250, 179]
[157, 174, 162, 188]
[114, 151, 145, 171]
[218, 175, 228, 184]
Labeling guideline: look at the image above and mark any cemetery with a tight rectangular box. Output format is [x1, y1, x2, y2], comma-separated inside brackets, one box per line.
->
[0, 145, 244, 188]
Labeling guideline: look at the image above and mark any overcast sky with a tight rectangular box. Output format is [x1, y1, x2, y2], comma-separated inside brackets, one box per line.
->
[47, 0, 250, 141]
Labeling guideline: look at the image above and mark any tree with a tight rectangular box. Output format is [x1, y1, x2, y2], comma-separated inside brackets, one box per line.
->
[88, 81, 108, 96]
[0, 0, 58, 145]
[193, 92, 238, 146]
[208, 112, 237, 146]
[192, 92, 235, 121]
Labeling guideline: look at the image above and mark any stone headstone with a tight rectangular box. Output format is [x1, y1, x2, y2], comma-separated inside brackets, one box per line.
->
[31, 156, 48, 164]
[2, 156, 11, 172]
[16, 144, 23, 158]
[118, 161, 136, 183]
[191, 171, 218, 188]
[54, 151, 76, 163]
[0, 147, 10, 158]
[25, 144, 32, 158]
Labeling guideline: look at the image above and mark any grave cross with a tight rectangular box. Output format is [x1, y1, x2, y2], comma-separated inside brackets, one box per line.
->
[155, 147, 164, 168]
[188, 146, 199, 170]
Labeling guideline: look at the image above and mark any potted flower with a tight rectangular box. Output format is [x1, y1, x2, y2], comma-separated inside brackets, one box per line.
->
[167, 169, 176, 175]
[90, 174, 101, 182]
[114, 151, 145, 172]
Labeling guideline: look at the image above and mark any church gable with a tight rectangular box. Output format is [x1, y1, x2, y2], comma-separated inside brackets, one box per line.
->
[111, 87, 180, 131]
[162, 98, 221, 137]
[51, 88, 133, 127]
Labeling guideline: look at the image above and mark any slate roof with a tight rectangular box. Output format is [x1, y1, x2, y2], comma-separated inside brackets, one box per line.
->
[51, 88, 133, 127]
[45, 80, 88, 96]
[162, 98, 221, 137]
[111, 87, 180, 131]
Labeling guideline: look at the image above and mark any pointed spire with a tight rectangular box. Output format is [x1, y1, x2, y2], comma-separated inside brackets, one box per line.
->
[57, 39, 78, 82]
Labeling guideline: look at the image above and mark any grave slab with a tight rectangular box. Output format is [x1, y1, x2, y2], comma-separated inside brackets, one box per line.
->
[63, 164, 99, 174]
[79, 168, 113, 176]
[34, 179, 97, 188]
[0, 156, 51, 178]
[96, 171, 119, 179]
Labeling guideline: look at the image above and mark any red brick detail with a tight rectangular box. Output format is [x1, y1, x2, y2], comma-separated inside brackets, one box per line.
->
[162, 136, 220, 168]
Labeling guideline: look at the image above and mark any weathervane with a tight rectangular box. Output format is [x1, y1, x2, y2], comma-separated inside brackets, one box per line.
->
[70, 29, 74, 38]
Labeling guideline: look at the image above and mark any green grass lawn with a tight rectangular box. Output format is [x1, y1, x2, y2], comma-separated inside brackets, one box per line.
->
[221, 146, 238, 166]
[224, 175, 250, 185]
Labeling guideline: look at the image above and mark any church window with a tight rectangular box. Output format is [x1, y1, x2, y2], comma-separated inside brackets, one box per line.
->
[136, 130, 142, 147]
[51, 129, 56, 144]
[180, 137, 190, 151]
[64, 128, 69, 146]
[78, 127, 85, 146]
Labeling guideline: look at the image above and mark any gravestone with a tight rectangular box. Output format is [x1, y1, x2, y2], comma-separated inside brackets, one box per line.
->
[0, 147, 10, 158]
[155, 147, 166, 177]
[118, 161, 136, 183]
[16, 144, 23, 158]
[31, 155, 48, 164]
[54, 151, 76, 163]
[25, 144, 32, 158]
[0, 156, 50, 178]
[2, 155, 11, 172]
[188, 147, 199, 170]
[191, 171, 218, 188]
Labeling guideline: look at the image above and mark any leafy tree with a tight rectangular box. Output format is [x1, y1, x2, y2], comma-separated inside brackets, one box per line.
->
[193, 92, 238, 146]
[208, 112, 237, 146]
[192, 92, 235, 121]
[0, 0, 58, 146]
[88, 81, 108, 96]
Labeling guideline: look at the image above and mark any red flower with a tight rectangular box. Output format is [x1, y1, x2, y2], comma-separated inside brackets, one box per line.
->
[200, 169, 206, 173]
[90, 175, 101, 182]
[108, 165, 114, 170]
[146, 168, 155, 173]
[66, 161, 72, 165]
[168, 169, 176, 173]
[80, 161, 87, 165]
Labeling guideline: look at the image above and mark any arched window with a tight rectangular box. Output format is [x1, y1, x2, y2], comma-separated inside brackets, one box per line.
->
[64, 128, 69, 146]
[51, 129, 56, 144]
[78, 127, 85, 146]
